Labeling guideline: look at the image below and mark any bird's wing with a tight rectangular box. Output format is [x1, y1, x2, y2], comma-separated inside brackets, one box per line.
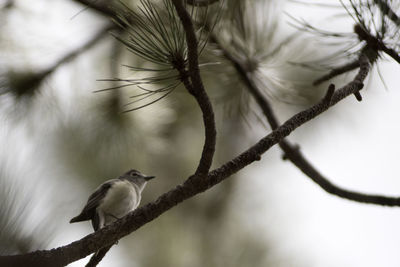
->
[70, 179, 116, 223]
[84, 179, 116, 212]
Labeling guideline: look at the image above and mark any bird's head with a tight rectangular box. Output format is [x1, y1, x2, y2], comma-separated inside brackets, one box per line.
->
[120, 169, 155, 191]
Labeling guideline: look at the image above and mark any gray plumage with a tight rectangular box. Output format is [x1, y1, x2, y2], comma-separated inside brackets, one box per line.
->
[70, 169, 155, 231]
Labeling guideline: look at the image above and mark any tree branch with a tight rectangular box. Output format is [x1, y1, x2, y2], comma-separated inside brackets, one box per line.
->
[211, 35, 400, 206]
[171, 0, 217, 176]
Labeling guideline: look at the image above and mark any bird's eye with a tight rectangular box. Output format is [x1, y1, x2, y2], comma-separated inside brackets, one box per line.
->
[131, 171, 138, 176]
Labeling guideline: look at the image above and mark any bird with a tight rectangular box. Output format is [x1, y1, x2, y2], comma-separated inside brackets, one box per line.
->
[70, 169, 155, 231]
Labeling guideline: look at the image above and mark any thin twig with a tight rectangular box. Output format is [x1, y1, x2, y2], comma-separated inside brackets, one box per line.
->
[313, 60, 360, 85]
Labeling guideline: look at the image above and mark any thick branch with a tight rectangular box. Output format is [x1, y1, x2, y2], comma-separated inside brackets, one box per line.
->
[172, 0, 217, 176]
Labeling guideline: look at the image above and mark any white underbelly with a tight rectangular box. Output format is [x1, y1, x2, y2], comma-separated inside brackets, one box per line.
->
[97, 180, 140, 226]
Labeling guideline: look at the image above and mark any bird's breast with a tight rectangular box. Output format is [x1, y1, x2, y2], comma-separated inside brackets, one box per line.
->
[98, 180, 140, 219]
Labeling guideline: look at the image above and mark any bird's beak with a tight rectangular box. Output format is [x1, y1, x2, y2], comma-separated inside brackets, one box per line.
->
[144, 175, 155, 181]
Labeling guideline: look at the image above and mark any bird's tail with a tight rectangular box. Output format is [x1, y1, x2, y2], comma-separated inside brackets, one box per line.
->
[86, 245, 113, 267]
[70, 213, 87, 223]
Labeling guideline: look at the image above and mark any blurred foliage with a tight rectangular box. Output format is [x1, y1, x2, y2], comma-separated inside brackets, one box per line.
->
[1, 70, 48, 97]
[0, 167, 52, 254]
[208, 0, 327, 106]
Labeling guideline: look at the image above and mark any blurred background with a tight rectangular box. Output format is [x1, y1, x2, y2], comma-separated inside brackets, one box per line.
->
[0, 0, 399, 266]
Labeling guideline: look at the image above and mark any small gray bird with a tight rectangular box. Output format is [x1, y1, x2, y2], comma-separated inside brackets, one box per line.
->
[70, 169, 155, 231]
